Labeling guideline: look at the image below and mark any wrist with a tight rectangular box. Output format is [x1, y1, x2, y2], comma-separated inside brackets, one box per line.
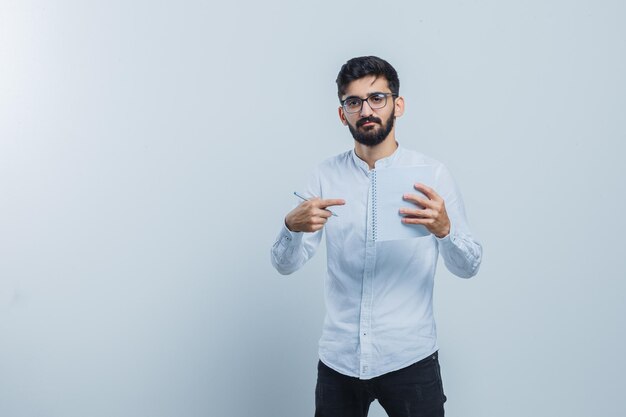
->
[435, 225, 450, 239]
[285, 217, 296, 232]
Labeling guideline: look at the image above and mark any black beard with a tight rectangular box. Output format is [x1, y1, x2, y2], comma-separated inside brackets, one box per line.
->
[348, 112, 395, 147]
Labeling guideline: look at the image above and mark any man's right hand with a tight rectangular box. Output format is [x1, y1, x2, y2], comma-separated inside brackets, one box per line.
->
[285, 198, 346, 232]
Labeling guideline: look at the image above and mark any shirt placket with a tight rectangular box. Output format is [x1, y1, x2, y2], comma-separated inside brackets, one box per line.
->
[359, 169, 377, 378]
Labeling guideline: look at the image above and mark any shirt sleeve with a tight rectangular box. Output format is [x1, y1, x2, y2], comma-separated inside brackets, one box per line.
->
[434, 163, 483, 278]
[270, 167, 324, 275]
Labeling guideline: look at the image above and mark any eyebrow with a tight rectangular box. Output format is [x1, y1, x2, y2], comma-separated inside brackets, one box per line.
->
[342, 91, 388, 101]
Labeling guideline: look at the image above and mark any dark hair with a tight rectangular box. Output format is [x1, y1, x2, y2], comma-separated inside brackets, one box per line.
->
[336, 56, 400, 102]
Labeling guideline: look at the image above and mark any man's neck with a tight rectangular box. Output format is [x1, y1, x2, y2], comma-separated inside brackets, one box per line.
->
[354, 134, 398, 170]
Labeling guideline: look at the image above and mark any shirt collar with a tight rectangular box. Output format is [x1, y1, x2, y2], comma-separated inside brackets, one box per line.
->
[351, 141, 403, 173]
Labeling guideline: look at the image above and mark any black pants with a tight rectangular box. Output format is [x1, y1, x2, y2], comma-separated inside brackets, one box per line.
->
[315, 352, 446, 417]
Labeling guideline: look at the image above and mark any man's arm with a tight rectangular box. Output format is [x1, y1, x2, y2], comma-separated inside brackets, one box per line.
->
[400, 165, 482, 278]
[270, 197, 345, 275]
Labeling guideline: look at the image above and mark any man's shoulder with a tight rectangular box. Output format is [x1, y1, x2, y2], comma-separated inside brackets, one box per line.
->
[397, 147, 446, 168]
[315, 149, 353, 171]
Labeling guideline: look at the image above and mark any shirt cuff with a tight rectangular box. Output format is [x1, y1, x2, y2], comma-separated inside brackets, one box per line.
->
[279, 221, 304, 247]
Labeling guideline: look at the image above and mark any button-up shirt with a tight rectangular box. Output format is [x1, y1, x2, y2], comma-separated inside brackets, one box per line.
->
[270, 144, 482, 379]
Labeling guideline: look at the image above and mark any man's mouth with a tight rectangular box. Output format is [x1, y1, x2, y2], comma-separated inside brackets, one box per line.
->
[357, 117, 381, 128]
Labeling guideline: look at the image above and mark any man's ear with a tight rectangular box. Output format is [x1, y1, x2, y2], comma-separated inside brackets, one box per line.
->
[338, 106, 348, 125]
[394, 96, 405, 118]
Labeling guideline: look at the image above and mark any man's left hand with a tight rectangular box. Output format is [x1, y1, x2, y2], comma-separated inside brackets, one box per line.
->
[400, 183, 451, 238]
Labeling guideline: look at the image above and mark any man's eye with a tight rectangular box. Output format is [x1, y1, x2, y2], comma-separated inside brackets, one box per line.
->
[370, 95, 384, 103]
[346, 99, 361, 107]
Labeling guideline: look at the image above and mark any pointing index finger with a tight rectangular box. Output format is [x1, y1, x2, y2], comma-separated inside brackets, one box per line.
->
[317, 198, 346, 209]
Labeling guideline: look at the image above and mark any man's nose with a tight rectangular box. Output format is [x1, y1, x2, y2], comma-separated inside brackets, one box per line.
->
[359, 100, 374, 117]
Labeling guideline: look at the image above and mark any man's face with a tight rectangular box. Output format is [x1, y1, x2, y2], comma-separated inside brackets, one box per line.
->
[338, 75, 403, 147]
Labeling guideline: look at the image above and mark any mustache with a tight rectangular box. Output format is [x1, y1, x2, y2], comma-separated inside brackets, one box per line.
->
[356, 116, 382, 128]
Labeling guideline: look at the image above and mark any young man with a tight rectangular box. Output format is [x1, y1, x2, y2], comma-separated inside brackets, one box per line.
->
[270, 56, 482, 417]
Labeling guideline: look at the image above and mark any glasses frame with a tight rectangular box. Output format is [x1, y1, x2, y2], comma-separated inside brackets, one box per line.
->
[341, 92, 398, 114]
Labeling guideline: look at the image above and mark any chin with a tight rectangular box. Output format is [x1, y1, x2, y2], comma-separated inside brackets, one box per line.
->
[360, 126, 379, 133]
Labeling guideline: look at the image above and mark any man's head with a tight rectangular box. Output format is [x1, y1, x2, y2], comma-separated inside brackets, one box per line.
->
[336, 56, 403, 147]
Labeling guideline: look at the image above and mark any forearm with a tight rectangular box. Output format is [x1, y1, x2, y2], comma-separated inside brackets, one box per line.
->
[270, 223, 320, 275]
[436, 226, 482, 278]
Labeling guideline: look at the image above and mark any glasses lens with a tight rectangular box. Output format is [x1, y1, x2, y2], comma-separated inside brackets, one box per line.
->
[343, 98, 362, 113]
[367, 93, 387, 109]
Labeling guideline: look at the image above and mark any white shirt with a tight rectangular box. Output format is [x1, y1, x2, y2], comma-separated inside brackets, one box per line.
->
[270, 144, 482, 379]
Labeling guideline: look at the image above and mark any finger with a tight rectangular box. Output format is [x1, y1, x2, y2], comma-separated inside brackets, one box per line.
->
[413, 183, 442, 202]
[399, 207, 420, 217]
[401, 217, 435, 225]
[312, 211, 331, 222]
[399, 208, 431, 218]
[317, 198, 346, 209]
[402, 193, 435, 209]
[311, 216, 328, 225]
[315, 209, 333, 219]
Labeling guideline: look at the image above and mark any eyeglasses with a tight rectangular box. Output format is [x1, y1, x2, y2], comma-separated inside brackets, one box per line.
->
[341, 93, 397, 114]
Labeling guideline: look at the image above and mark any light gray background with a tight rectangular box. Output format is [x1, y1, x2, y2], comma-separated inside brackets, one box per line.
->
[1, 1, 625, 416]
